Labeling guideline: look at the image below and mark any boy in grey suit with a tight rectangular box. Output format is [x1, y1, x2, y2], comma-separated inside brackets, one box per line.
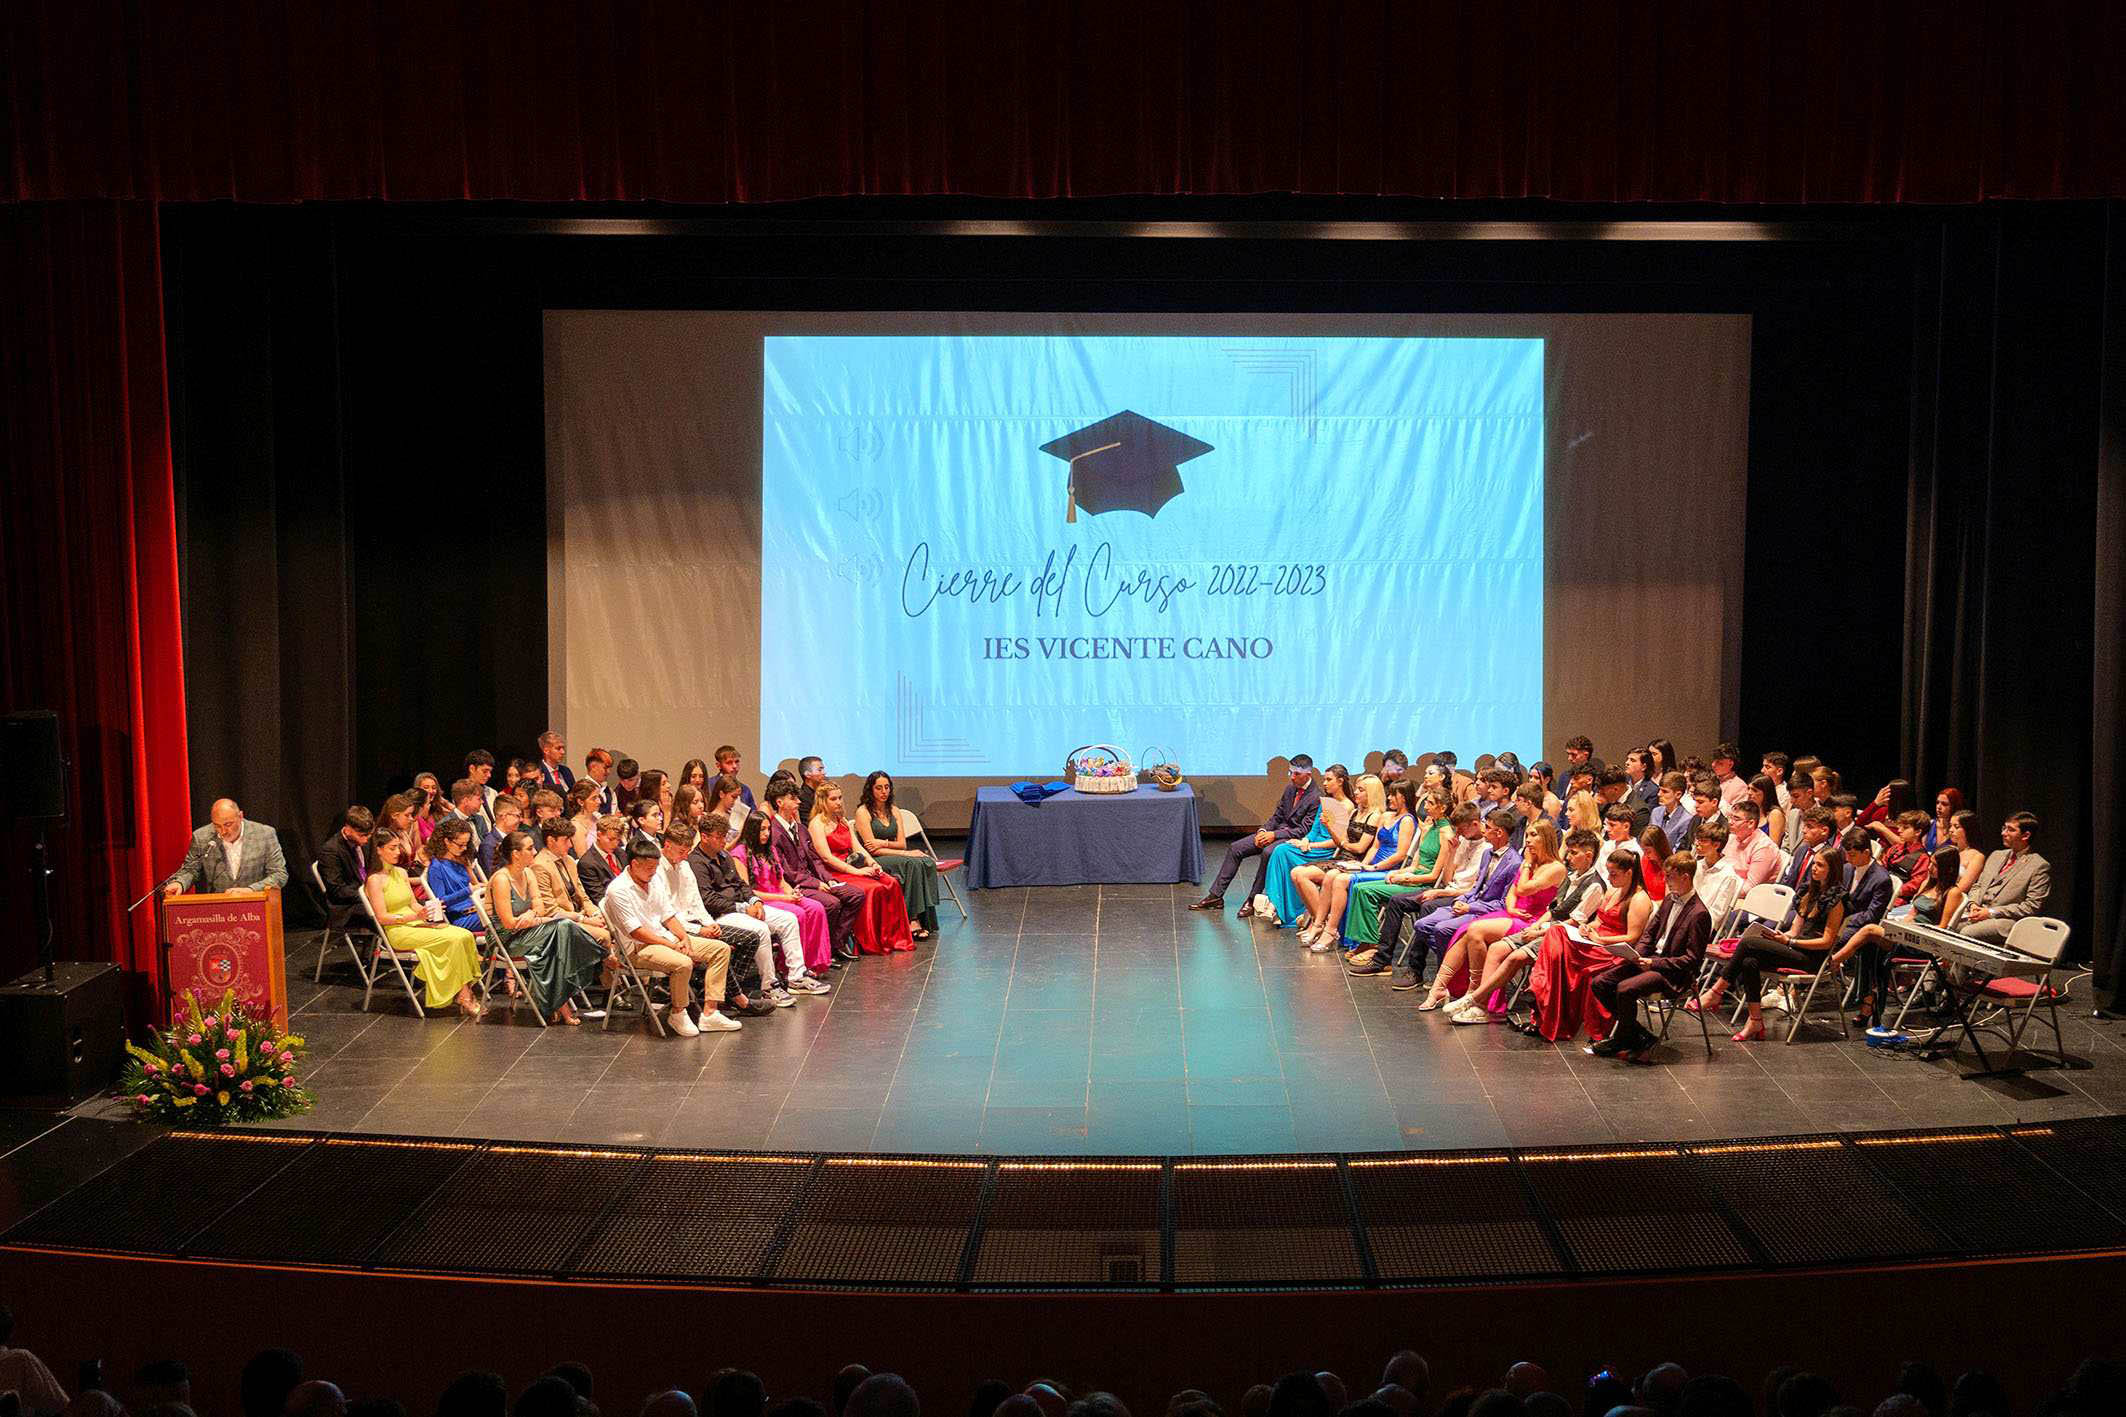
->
[1958, 811, 2050, 947]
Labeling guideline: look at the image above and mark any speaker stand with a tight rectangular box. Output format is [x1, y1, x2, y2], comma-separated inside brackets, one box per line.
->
[29, 823, 57, 987]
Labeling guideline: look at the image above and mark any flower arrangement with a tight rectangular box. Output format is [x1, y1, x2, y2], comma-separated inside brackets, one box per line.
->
[119, 988, 314, 1125]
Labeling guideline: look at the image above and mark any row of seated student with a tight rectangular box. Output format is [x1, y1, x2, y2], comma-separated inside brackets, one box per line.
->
[1193, 738, 2050, 1059]
[307, 739, 945, 1037]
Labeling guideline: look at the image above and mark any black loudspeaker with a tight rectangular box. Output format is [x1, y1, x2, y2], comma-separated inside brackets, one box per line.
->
[0, 962, 125, 1103]
[0, 710, 68, 822]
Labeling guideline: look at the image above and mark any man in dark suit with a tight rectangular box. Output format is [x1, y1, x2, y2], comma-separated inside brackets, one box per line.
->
[439, 778, 494, 844]
[478, 797, 522, 876]
[1192, 755, 1322, 916]
[796, 755, 827, 823]
[315, 805, 375, 930]
[583, 748, 620, 816]
[1622, 748, 1660, 815]
[576, 815, 629, 904]
[1833, 827, 1897, 1025]
[765, 778, 866, 959]
[533, 730, 576, 791]
[1587, 856, 1713, 1058]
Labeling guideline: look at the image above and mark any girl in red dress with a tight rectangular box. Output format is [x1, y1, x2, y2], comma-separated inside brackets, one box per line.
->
[1524, 846, 1654, 1042]
[808, 782, 915, 954]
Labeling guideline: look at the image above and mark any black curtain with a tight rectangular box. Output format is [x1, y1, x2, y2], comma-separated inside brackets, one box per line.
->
[1903, 201, 2123, 1004]
[168, 206, 548, 921]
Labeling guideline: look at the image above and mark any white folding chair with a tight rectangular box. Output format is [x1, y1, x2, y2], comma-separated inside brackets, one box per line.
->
[356, 876, 430, 1017]
[310, 859, 377, 985]
[600, 893, 668, 1037]
[1777, 949, 1852, 1044]
[469, 881, 547, 1027]
[905, 810, 967, 922]
[1695, 882, 1794, 1010]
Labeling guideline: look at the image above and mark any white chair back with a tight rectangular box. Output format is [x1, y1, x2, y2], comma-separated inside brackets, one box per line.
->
[1733, 882, 1793, 926]
[2005, 916, 2072, 965]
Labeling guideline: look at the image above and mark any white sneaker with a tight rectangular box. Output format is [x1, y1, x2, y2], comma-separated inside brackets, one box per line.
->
[768, 984, 796, 1008]
[791, 976, 831, 995]
[699, 1009, 743, 1032]
[666, 1008, 700, 1038]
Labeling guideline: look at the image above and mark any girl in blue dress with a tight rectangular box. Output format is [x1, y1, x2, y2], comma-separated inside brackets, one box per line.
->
[1309, 779, 1417, 952]
[1263, 764, 1353, 928]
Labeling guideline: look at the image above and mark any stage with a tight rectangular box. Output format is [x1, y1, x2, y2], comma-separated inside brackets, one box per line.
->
[75, 866, 2126, 1154]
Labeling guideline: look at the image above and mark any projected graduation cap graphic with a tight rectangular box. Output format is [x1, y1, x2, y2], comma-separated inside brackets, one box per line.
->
[1039, 409, 1214, 523]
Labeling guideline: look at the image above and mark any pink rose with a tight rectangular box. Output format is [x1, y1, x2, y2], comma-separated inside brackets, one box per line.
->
[144, 1061, 160, 1073]
[136, 1093, 151, 1104]
[219, 1063, 235, 1076]
[215, 1048, 230, 1060]
[203, 1014, 218, 1028]
[240, 1080, 254, 1092]
[192, 1083, 208, 1096]
[280, 1051, 295, 1064]
[186, 1033, 202, 1045]
[226, 1029, 240, 1040]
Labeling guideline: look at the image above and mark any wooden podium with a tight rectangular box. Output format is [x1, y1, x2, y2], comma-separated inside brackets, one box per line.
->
[162, 887, 288, 1032]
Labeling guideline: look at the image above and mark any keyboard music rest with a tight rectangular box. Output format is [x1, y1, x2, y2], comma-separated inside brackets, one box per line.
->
[1884, 917, 2054, 978]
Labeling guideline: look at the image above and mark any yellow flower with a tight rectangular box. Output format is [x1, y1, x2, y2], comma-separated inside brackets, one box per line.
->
[233, 1032, 248, 1071]
[125, 1040, 162, 1067]
[217, 1091, 230, 1105]
[179, 1050, 203, 1078]
[172, 1095, 196, 1108]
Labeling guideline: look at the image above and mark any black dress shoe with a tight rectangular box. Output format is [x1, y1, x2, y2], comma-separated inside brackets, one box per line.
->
[1236, 903, 1256, 918]
[1189, 896, 1223, 911]
[1586, 1035, 1628, 1057]
[834, 942, 860, 961]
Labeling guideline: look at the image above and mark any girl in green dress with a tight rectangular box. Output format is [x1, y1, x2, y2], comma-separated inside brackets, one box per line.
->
[854, 771, 942, 938]
[1342, 787, 1455, 953]
[489, 830, 604, 1023]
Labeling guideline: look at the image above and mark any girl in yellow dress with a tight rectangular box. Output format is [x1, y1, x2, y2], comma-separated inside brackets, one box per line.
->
[363, 834, 484, 1016]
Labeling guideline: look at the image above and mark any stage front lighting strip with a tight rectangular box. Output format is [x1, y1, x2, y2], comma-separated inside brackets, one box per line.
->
[1347, 1154, 1511, 1168]
[1689, 1139, 1845, 1156]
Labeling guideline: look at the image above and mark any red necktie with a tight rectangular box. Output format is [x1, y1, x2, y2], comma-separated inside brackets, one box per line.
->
[605, 851, 619, 874]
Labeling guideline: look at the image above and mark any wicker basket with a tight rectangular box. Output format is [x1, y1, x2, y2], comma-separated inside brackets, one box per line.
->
[1069, 743, 1137, 794]
[1138, 744, 1184, 791]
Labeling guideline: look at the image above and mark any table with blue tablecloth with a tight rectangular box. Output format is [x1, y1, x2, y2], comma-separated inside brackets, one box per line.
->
[965, 784, 1205, 889]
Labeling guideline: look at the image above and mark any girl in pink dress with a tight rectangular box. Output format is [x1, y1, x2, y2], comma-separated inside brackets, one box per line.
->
[1421, 820, 1566, 1009]
[735, 813, 833, 973]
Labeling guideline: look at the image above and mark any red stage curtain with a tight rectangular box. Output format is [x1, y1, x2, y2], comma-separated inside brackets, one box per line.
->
[4, 0, 2123, 206]
[0, 201, 192, 1010]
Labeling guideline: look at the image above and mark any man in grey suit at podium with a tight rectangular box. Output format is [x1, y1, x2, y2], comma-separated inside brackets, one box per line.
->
[164, 798, 289, 896]
[1957, 810, 2050, 947]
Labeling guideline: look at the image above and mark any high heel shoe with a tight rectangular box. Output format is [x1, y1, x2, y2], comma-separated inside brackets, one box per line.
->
[1416, 991, 1450, 1012]
[1730, 1021, 1765, 1043]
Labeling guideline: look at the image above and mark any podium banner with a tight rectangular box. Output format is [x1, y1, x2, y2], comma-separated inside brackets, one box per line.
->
[163, 888, 287, 1032]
